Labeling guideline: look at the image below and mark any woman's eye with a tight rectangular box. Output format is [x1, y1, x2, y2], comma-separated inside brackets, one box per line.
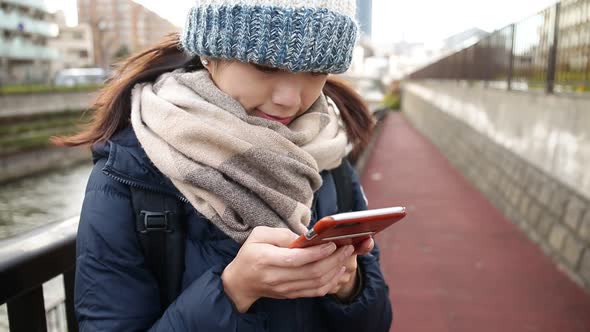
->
[253, 63, 326, 77]
[253, 64, 280, 73]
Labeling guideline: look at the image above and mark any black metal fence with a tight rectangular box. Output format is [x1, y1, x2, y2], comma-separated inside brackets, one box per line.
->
[0, 218, 78, 332]
[409, 0, 590, 94]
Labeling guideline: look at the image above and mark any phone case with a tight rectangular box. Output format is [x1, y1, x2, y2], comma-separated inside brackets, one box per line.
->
[289, 206, 407, 249]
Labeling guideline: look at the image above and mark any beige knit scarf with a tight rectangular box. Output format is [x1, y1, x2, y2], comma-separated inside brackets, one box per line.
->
[131, 70, 347, 243]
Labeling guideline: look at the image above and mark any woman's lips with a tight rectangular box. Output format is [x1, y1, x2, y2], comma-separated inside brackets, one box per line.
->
[256, 110, 295, 125]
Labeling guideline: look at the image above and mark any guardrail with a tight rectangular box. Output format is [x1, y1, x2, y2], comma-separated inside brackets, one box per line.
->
[0, 218, 78, 331]
[408, 1, 590, 94]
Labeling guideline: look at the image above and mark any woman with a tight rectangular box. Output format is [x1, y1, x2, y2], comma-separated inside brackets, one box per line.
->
[58, 0, 393, 330]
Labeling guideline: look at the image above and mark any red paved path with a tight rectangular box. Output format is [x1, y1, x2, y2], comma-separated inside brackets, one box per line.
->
[361, 113, 590, 332]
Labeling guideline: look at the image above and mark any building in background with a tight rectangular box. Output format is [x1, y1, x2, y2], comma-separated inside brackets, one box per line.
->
[348, 0, 374, 77]
[77, 0, 180, 69]
[48, 10, 94, 76]
[356, 0, 372, 39]
[0, 0, 59, 85]
[441, 28, 488, 54]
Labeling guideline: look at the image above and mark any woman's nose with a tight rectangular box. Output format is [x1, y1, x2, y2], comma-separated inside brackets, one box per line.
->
[271, 79, 302, 111]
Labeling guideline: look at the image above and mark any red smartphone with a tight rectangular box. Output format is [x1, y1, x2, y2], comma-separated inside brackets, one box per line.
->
[289, 206, 407, 249]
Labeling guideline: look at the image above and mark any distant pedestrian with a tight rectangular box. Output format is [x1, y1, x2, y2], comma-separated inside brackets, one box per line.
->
[56, 1, 392, 330]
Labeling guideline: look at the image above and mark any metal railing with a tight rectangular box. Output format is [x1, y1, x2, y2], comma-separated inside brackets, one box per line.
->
[0, 218, 78, 331]
[408, 0, 590, 94]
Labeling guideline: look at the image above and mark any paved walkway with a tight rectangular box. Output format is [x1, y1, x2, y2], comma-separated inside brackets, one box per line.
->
[360, 113, 590, 332]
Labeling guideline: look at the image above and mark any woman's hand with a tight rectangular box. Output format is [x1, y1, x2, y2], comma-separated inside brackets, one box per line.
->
[329, 237, 374, 300]
[221, 226, 356, 313]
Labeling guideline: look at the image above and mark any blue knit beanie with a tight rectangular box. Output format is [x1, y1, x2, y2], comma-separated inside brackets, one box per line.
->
[181, 0, 359, 74]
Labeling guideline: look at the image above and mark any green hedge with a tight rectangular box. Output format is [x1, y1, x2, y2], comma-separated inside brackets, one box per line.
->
[0, 115, 84, 137]
[379, 93, 401, 111]
[0, 110, 92, 156]
[0, 84, 102, 95]
[0, 128, 79, 155]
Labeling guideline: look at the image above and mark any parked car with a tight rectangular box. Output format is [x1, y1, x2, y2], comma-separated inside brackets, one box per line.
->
[53, 68, 108, 86]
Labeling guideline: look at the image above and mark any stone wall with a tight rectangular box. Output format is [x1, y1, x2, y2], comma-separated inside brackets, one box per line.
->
[0, 147, 90, 183]
[402, 81, 590, 290]
[0, 91, 96, 117]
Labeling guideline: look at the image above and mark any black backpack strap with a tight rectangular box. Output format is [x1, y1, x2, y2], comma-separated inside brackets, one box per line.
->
[130, 187, 185, 310]
[332, 160, 354, 213]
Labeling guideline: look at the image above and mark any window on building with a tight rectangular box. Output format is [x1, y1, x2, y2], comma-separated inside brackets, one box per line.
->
[79, 50, 88, 58]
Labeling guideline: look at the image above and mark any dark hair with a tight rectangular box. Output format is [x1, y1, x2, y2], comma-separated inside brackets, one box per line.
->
[54, 33, 374, 161]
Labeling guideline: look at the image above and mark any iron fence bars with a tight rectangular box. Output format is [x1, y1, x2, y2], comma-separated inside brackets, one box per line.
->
[407, 1, 590, 94]
[556, 0, 590, 92]
[547, 3, 561, 93]
[0, 218, 78, 332]
[475, 25, 517, 90]
[7, 286, 47, 331]
[509, 7, 553, 91]
[508, 24, 516, 90]
[64, 269, 77, 332]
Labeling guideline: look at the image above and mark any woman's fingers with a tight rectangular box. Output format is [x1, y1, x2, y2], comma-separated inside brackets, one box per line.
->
[237, 228, 371, 303]
[247, 226, 299, 247]
[270, 264, 346, 298]
[328, 255, 359, 295]
[257, 241, 338, 268]
[354, 237, 374, 255]
[248, 227, 343, 268]
[226, 228, 365, 310]
[263, 244, 354, 283]
[283, 267, 348, 299]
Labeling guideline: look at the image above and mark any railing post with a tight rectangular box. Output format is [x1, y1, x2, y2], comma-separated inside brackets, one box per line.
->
[484, 36, 491, 88]
[546, 2, 560, 93]
[507, 24, 516, 91]
[7, 286, 48, 332]
[64, 268, 79, 332]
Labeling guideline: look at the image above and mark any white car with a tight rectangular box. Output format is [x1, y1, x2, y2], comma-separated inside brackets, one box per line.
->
[54, 68, 108, 86]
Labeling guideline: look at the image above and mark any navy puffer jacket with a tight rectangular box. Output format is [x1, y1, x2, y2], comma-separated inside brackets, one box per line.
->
[74, 127, 392, 331]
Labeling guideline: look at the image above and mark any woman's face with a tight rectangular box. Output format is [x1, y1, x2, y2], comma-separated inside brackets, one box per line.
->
[204, 59, 328, 125]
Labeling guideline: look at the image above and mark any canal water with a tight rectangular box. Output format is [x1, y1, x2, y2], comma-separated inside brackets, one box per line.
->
[0, 162, 92, 240]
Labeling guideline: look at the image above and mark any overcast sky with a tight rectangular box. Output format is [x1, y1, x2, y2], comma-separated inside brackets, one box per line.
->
[48, 0, 558, 45]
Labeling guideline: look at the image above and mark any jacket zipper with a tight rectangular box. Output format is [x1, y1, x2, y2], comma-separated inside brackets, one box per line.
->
[104, 169, 190, 204]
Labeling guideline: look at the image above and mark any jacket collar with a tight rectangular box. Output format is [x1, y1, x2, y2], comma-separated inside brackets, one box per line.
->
[92, 126, 184, 199]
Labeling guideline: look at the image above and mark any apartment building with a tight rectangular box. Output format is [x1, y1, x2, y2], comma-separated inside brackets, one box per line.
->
[48, 10, 94, 75]
[356, 0, 372, 39]
[77, 0, 180, 68]
[0, 0, 59, 85]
